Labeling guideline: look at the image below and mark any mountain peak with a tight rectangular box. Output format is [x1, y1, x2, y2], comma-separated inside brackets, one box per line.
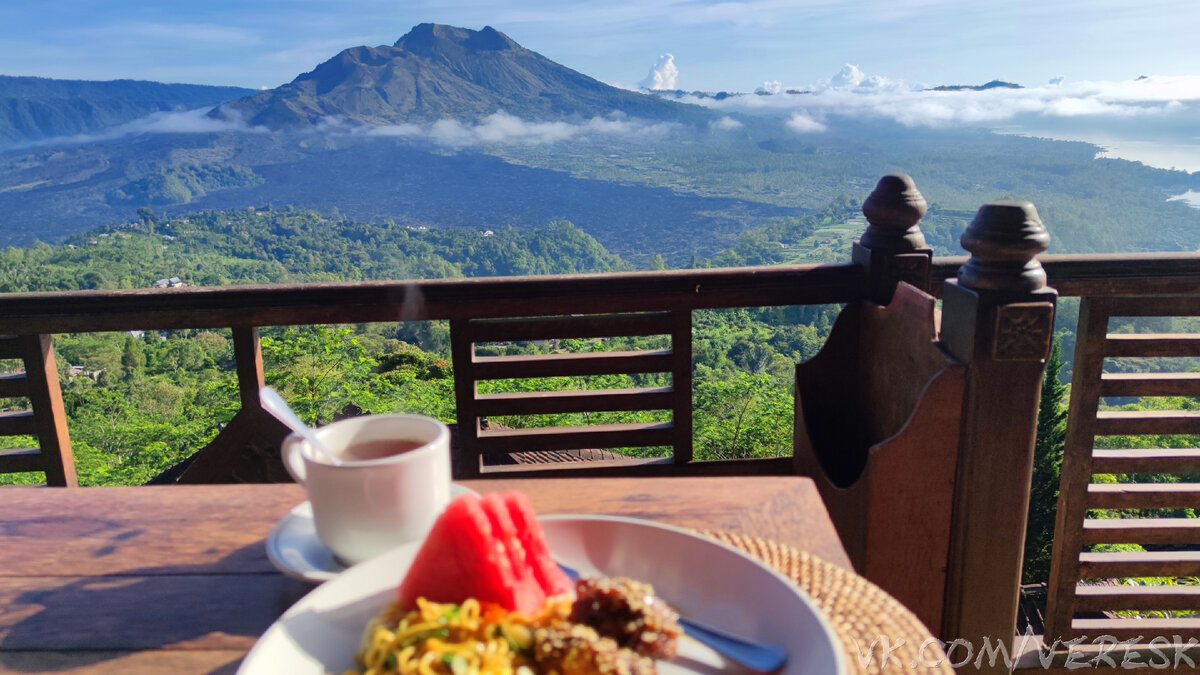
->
[394, 23, 520, 56]
[212, 23, 705, 129]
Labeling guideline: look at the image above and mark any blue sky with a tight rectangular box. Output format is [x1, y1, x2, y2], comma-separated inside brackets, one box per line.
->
[1, 0, 1197, 92]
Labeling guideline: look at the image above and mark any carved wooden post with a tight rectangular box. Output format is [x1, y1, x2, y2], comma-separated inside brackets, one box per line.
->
[854, 173, 932, 303]
[939, 202, 1056, 663]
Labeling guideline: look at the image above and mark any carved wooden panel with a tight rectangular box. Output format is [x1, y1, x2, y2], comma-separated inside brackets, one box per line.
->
[993, 301, 1054, 361]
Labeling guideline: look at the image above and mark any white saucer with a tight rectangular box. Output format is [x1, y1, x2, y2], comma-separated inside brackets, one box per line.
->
[266, 484, 478, 584]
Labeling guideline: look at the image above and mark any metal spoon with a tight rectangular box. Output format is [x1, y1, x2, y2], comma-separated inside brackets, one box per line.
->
[258, 386, 342, 466]
[558, 562, 788, 673]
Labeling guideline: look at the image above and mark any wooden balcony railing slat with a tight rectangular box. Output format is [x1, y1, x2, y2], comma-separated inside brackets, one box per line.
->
[1094, 294, 1200, 318]
[0, 254, 1192, 338]
[477, 456, 795, 478]
[931, 253, 1200, 298]
[1077, 550, 1200, 578]
[1104, 334, 1200, 358]
[473, 387, 674, 416]
[0, 372, 29, 398]
[1045, 296, 1120, 643]
[1083, 517, 1200, 545]
[1100, 372, 1200, 398]
[480, 456, 671, 475]
[1091, 448, 1200, 475]
[466, 313, 673, 342]
[1087, 482, 1200, 509]
[668, 309, 693, 464]
[0, 447, 42, 473]
[1094, 410, 1200, 436]
[1074, 584, 1200, 612]
[0, 410, 37, 436]
[1071, 618, 1200, 642]
[0, 334, 77, 486]
[471, 350, 672, 380]
[0, 264, 869, 334]
[475, 422, 674, 454]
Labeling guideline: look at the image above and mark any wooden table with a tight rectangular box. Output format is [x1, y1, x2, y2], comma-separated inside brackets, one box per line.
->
[0, 477, 850, 674]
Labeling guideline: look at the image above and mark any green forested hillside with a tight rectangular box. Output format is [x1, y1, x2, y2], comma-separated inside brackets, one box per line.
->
[0, 207, 629, 292]
[0, 206, 841, 486]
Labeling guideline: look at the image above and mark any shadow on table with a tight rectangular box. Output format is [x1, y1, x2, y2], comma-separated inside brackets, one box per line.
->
[0, 541, 310, 672]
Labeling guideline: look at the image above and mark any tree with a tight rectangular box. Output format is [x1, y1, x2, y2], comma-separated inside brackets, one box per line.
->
[120, 336, 145, 381]
[136, 207, 157, 234]
[1023, 340, 1069, 584]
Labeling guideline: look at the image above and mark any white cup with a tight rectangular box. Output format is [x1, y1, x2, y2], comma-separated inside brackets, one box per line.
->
[282, 414, 451, 565]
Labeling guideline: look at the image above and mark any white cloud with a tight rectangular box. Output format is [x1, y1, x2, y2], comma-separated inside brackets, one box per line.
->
[639, 54, 679, 91]
[813, 64, 907, 93]
[685, 68, 1200, 133]
[368, 111, 676, 147]
[24, 107, 259, 148]
[785, 111, 827, 133]
[756, 80, 783, 95]
[711, 116, 743, 130]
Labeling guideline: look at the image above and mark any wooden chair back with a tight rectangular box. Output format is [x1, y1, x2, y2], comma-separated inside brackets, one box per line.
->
[793, 282, 965, 633]
[1044, 294, 1200, 643]
[450, 311, 692, 478]
[0, 334, 77, 486]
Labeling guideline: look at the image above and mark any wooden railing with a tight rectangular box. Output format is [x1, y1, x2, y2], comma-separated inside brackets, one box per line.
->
[1043, 294, 1200, 645]
[0, 173, 1197, 668]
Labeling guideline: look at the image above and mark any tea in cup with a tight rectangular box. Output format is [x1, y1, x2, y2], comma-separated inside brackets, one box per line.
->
[282, 414, 451, 565]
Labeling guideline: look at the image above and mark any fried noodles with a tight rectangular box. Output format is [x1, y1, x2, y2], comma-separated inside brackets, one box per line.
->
[350, 597, 572, 675]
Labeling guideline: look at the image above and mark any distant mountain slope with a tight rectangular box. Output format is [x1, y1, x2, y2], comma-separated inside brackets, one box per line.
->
[0, 76, 255, 148]
[928, 80, 1022, 91]
[212, 23, 709, 128]
[0, 131, 794, 265]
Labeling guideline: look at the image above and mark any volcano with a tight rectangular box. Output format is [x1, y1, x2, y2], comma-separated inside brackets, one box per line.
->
[212, 23, 707, 129]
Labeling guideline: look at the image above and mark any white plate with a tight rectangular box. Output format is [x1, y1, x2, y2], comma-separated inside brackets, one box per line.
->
[242, 515, 846, 675]
[266, 484, 479, 583]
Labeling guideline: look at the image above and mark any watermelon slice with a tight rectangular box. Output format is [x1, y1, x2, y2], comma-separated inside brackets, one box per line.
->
[397, 490, 571, 615]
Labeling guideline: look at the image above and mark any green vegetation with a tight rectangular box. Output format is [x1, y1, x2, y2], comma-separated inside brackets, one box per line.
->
[0, 206, 835, 485]
[1023, 340, 1069, 585]
[0, 207, 628, 292]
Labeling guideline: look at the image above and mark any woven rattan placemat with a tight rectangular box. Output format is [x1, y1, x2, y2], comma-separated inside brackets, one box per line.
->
[704, 530, 954, 675]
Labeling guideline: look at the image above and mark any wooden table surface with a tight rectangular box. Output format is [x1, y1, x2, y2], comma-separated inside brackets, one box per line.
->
[0, 477, 850, 674]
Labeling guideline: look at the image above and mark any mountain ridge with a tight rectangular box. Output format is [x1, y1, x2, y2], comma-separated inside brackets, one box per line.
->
[211, 23, 711, 129]
[0, 75, 254, 148]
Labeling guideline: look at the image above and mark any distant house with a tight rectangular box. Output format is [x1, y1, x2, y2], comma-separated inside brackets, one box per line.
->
[153, 277, 187, 288]
[67, 366, 104, 381]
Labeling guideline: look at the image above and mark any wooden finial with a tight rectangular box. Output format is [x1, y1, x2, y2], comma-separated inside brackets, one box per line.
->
[860, 173, 928, 251]
[957, 201, 1050, 292]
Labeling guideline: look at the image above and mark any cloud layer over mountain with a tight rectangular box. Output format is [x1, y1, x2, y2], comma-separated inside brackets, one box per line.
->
[676, 66, 1200, 171]
[691, 67, 1200, 131]
[366, 111, 677, 146]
